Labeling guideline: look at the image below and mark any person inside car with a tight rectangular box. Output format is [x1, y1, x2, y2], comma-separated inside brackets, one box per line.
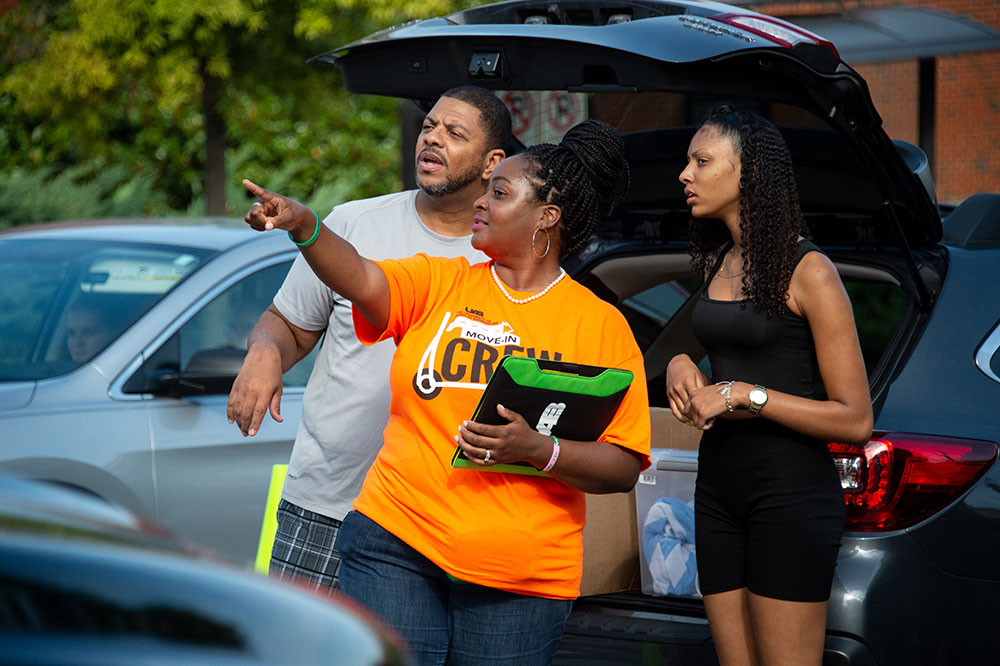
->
[227, 87, 507, 593]
[666, 105, 873, 666]
[241, 119, 650, 666]
[65, 297, 116, 363]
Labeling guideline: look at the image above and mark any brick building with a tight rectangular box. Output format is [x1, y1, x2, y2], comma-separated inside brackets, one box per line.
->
[739, 0, 1000, 204]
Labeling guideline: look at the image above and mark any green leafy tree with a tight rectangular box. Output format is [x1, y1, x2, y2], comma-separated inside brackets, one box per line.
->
[0, 0, 472, 225]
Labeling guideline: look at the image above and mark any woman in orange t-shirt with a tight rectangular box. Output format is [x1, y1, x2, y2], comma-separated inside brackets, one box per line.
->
[242, 120, 650, 666]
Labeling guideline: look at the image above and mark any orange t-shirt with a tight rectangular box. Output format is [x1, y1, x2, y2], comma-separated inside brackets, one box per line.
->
[353, 255, 650, 599]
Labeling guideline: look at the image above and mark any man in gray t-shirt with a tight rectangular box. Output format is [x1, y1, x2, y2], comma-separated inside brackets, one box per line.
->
[227, 86, 511, 592]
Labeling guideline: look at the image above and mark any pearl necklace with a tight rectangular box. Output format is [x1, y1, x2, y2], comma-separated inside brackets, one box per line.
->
[490, 262, 566, 304]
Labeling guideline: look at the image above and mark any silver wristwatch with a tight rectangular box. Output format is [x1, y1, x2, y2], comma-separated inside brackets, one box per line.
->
[748, 385, 768, 415]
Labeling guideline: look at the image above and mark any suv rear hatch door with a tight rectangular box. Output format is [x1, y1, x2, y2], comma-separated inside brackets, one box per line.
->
[314, 0, 942, 303]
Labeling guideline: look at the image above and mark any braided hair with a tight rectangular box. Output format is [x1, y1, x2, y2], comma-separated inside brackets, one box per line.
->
[688, 104, 810, 317]
[521, 119, 629, 257]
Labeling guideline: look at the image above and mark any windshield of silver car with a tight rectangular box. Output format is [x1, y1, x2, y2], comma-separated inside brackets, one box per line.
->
[0, 239, 213, 381]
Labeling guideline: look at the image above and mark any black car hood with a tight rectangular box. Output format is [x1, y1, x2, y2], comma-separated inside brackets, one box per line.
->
[314, 0, 941, 252]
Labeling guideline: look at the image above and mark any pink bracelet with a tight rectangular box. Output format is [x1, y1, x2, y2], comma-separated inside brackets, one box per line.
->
[542, 435, 560, 472]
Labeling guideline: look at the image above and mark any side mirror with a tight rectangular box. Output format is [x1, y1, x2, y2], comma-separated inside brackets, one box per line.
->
[153, 349, 247, 397]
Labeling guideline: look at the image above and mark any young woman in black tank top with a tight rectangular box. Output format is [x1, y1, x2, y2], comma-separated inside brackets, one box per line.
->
[666, 106, 873, 666]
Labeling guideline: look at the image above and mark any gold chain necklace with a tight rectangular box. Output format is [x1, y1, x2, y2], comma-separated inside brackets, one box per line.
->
[713, 247, 744, 279]
[712, 248, 744, 298]
[490, 261, 566, 304]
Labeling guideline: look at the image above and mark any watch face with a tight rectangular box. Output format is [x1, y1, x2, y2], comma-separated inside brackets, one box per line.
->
[750, 388, 767, 404]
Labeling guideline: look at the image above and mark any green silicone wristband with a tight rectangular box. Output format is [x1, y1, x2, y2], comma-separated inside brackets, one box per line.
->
[289, 212, 321, 247]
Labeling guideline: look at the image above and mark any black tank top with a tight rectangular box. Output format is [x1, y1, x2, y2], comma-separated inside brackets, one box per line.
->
[691, 240, 823, 399]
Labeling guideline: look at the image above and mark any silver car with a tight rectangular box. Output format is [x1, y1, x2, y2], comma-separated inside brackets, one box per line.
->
[0, 219, 314, 567]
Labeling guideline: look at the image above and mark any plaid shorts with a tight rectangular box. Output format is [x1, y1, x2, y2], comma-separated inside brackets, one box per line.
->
[269, 499, 342, 594]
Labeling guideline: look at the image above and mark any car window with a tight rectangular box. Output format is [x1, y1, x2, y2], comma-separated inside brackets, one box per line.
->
[178, 263, 285, 368]
[171, 261, 316, 389]
[620, 278, 697, 348]
[490, 90, 885, 245]
[844, 279, 908, 378]
[618, 276, 712, 379]
[0, 238, 212, 381]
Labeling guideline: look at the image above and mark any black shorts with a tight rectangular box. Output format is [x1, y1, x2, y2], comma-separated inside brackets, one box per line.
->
[694, 420, 845, 602]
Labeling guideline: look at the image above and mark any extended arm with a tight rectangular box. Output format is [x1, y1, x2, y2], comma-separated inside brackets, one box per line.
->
[243, 180, 390, 331]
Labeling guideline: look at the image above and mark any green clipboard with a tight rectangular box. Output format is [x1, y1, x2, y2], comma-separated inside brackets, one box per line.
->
[450, 355, 634, 476]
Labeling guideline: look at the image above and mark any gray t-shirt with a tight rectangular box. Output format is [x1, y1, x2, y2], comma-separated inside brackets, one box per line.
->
[274, 190, 486, 520]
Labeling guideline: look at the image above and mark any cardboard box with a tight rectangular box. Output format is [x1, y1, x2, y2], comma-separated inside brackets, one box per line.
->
[579, 408, 702, 597]
[580, 489, 640, 596]
[650, 406, 702, 451]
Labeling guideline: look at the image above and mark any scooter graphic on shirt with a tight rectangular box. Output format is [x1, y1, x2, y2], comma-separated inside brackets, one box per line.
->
[412, 311, 560, 400]
[412, 312, 500, 399]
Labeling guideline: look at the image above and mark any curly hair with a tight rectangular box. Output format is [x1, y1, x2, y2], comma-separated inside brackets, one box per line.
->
[688, 104, 810, 317]
[521, 119, 629, 257]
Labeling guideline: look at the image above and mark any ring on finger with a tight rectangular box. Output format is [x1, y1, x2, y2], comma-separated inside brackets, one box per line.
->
[251, 201, 262, 208]
[484, 449, 491, 463]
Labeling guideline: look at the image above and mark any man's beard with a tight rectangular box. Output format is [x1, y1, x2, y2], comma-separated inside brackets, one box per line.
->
[418, 161, 483, 198]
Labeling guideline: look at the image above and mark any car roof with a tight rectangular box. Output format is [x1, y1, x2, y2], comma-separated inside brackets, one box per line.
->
[315, 0, 941, 251]
[0, 218, 271, 253]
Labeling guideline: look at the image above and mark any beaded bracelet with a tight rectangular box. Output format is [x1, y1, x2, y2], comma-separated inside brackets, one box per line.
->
[289, 212, 322, 247]
[542, 434, 561, 472]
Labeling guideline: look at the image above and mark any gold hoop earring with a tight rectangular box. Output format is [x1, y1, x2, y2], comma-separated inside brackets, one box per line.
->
[531, 227, 550, 259]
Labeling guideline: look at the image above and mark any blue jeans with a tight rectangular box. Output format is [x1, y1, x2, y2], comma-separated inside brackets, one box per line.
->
[337, 511, 572, 666]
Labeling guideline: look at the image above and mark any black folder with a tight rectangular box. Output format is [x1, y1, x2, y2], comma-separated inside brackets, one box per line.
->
[450, 355, 634, 476]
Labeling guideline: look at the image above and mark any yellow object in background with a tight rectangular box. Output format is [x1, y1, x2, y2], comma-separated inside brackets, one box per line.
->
[255, 464, 288, 575]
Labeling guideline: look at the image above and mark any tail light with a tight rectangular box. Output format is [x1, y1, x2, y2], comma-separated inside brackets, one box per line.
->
[710, 13, 840, 60]
[829, 433, 998, 532]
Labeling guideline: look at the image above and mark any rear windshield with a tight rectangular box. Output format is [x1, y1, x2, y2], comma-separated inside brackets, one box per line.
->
[0, 238, 214, 381]
[471, 91, 889, 241]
